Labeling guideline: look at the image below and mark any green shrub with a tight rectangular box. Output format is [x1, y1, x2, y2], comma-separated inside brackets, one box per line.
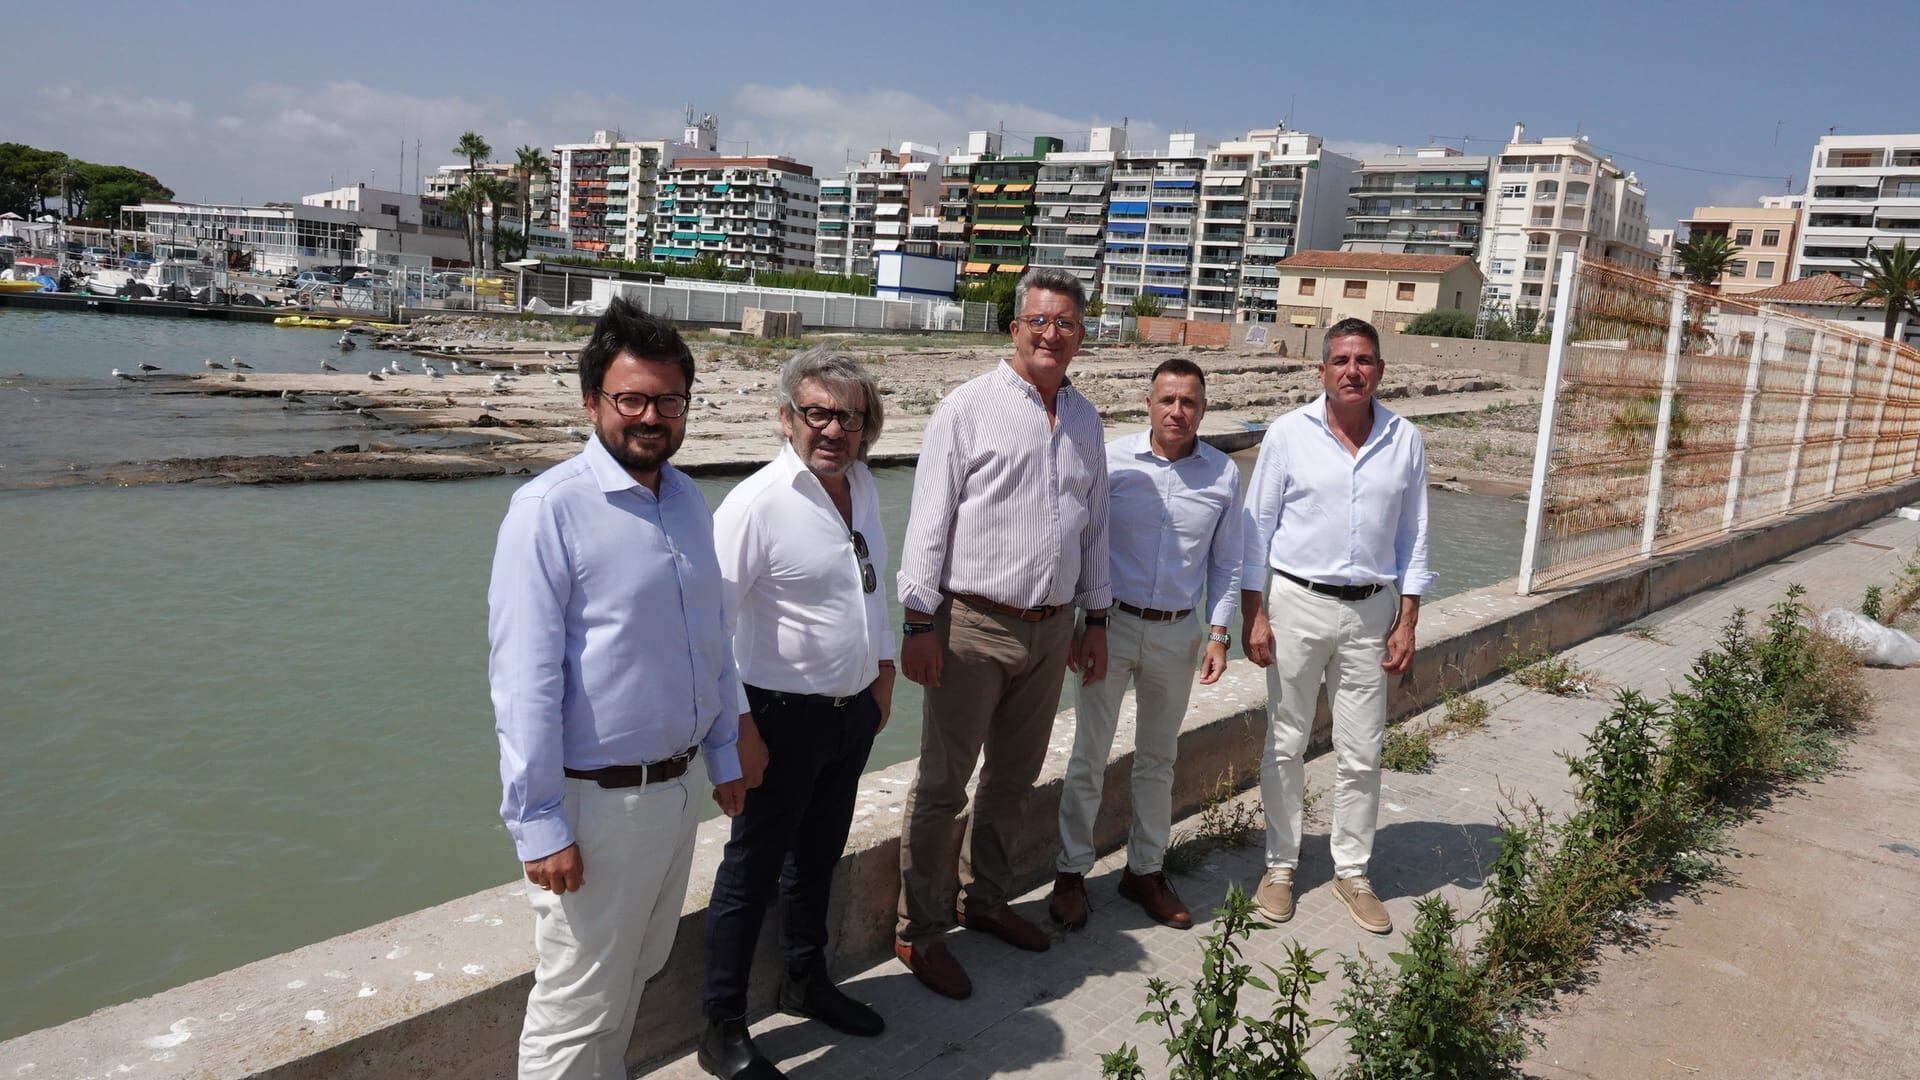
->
[1403, 309, 1478, 338]
[1381, 724, 1436, 773]
[1505, 646, 1590, 696]
[1861, 584, 1886, 622]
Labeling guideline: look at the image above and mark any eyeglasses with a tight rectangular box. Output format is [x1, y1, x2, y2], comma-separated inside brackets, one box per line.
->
[598, 390, 689, 418]
[797, 405, 867, 432]
[1017, 315, 1084, 335]
[852, 530, 876, 594]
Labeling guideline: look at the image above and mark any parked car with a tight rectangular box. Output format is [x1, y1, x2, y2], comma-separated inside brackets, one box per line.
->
[292, 270, 339, 287]
[82, 246, 114, 263]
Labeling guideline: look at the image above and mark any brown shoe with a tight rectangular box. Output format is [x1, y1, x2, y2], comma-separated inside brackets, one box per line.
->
[1333, 874, 1393, 935]
[1118, 868, 1193, 930]
[1253, 867, 1294, 923]
[894, 939, 972, 1000]
[957, 901, 1051, 952]
[1049, 872, 1089, 930]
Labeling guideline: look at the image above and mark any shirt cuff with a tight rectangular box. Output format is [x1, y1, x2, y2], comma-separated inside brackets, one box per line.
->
[1206, 595, 1239, 628]
[898, 579, 944, 616]
[509, 812, 575, 864]
[1241, 563, 1271, 592]
[1396, 569, 1435, 596]
[703, 743, 743, 786]
[1075, 583, 1113, 611]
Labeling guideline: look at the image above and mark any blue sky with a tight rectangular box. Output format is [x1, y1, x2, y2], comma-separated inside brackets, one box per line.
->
[9, 0, 1909, 228]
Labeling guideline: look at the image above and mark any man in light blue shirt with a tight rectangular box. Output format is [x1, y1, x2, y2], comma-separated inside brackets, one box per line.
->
[489, 299, 756, 1079]
[1051, 357, 1242, 934]
[1239, 316, 1433, 938]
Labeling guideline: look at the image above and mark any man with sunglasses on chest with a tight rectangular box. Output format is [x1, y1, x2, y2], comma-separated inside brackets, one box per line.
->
[894, 267, 1112, 1000]
[697, 349, 894, 1080]
[489, 300, 755, 1079]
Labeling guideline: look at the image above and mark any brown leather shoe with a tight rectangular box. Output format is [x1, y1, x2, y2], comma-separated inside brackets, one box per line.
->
[957, 901, 1051, 952]
[1118, 867, 1193, 930]
[894, 939, 972, 1000]
[1049, 872, 1089, 930]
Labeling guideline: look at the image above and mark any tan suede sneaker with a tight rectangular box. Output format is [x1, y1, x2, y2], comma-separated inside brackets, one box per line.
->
[1253, 867, 1294, 922]
[1333, 875, 1392, 934]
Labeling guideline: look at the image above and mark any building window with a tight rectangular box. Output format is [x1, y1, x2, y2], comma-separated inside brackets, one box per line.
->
[1729, 260, 1747, 278]
[1762, 229, 1780, 247]
[1757, 260, 1775, 279]
[1344, 279, 1367, 299]
[1735, 229, 1753, 245]
[1298, 278, 1315, 296]
[1499, 183, 1526, 199]
[1396, 282, 1416, 301]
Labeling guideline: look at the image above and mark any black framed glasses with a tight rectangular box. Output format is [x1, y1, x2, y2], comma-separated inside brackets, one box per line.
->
[599, 390, 690, 418]
[797, 405, 866, 432]
[851, 530, 876, 594]
[1016, 314, 1084, 335]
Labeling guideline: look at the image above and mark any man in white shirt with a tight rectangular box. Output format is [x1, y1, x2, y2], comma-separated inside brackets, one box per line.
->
[700, 349, 894, 1079]
[1050, 357, 1242, 933]
[1239, 317, 1434, 936]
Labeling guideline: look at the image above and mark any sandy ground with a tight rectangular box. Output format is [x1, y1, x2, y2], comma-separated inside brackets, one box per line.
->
[64, 318, 1540, 490]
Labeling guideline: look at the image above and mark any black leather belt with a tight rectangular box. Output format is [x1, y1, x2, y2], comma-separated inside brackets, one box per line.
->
[948, 591, 1065, 622]
[1277, 570, 1385, 602]
[565, 748, 697, 789]
[754, 687, 864, 709]
[1116, 601, 1193, 623]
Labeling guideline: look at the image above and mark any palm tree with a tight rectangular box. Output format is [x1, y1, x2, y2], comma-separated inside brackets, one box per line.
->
[513, 145, 549, 259]
[1674, 231, 1741, 290]
[442, 186, 477, 270]
[470, 173, 511, 270]
[452, 132, 491, 267]
[1849, 239, 1920, 340]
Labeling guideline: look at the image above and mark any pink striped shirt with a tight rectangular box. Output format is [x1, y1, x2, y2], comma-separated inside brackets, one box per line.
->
[898, 360, 1112, 614]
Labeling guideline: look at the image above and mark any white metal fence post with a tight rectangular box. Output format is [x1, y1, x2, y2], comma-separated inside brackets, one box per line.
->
[1517, 252, 1581, 595]
[1722, 329, 1769, 529]
[1826, 340, 1863, 497]
[1639, 282, 1690, 556]
[1781, 328, 1827, 510]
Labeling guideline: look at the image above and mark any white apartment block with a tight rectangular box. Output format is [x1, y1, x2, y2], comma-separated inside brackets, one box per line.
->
[1343, 147, 1490, 260]
[1101, 134, 1204, 318]
[555, 113, 718, 263]
[1031, 127, 1126, 294]
[652, 155, 820, 273]
[1795, 133, 1920, 282]
[1190, 127, 1356, 323]
[817, 143, 939, 277]
[1479, 123, 1656, 319]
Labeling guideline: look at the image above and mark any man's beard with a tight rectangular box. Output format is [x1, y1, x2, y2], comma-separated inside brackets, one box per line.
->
[600, 421, 682, 473]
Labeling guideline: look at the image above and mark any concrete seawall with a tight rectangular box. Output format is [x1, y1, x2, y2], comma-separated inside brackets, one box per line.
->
[9, 471, 1919, 1079]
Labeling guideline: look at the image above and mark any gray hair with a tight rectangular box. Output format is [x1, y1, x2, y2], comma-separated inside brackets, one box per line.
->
[1321, 317, 1383, 363]
[1012, 266, 1086, 319]
[779, 347, 886, 460]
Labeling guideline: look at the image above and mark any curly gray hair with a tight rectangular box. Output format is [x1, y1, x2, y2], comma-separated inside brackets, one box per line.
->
[778, 346, 886, 460]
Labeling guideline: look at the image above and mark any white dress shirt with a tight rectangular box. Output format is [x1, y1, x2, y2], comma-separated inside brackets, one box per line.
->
[488, 436, 744, 862]
[715, 442, 893, 714]
[897, 360, 1112, 614]
[1106, 431, 1244, 627]
[1241, 394, 1435, 596]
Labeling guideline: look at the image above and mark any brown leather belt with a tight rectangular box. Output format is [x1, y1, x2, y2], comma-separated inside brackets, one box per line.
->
[1116, 601, 1193, 623]
[948, 591, 1066, 622]
[565, 748, 697, 789]
[1277, 570, 1385, 602]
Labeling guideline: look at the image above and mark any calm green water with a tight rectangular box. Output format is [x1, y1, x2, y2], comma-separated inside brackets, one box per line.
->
[0, 310, 1527, 1040]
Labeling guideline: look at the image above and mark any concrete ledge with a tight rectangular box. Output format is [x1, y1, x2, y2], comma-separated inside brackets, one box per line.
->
[10, 477, 1920, 1079]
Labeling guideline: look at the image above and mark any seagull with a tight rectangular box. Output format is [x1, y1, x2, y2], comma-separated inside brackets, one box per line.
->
[479, 398, 493, 412]
[137, 362, 161, 372]
[367, 370, 385, 382]
[426, 364, 444, 379]
[513, 363, 526, 375]
[550, 373, 567, 388]
[338, 335, 357, 352]
[280, 389, 303, 405]
[231, 356, 253, 370]
[450, 360, 471, 375]
[203, 358, 227, 371]
[320, 359, 339, 372]
[112, 368, 136, 380]
[388, 359, 407, 375]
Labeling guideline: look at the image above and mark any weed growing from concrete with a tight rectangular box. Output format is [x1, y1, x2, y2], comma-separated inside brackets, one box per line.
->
[1381, 724, 1438, 773]
[1505, 646, 1592, 696]
[1162, 779, 1264, 878]
[1621, 623, 1669, 644]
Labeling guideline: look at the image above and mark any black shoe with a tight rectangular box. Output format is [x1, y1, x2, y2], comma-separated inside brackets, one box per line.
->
[696, 1017, 786, 1079]
[779, 966, 885, 1037]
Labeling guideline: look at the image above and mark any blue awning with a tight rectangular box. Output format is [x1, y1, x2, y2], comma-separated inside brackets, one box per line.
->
[1153, 179, 1197, 188]
[1107, 222, 1146, 234]
[1145, 285, 1187, 297]
[1110, 201, 1148, 214]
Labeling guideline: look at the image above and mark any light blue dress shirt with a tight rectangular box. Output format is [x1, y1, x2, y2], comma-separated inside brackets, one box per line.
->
[489, 436, 744, 862]
[1241, 394, 1436, 597]
[1105, 431, 1244, 627]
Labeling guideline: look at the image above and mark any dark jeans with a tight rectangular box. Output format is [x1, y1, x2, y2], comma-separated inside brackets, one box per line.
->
[701, 683, 880, 1021]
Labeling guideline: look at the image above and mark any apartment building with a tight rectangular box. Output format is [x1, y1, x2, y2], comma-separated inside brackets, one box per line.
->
[1343, 147, 1489, 259]
[1190, 127, 1357, 323]
[650, 155, 820, 273]
[960, 134, 1064, 281]
[1795, 133, 1920, 282]
[1101, 134, 1205, 318]
[1031, 127, 1125, 294]
[1479, 123, 1656, 319]
[1271, 250, 1484, 331]
[555, 113, 718, 262]
[816, 144, 940, 277]
[1676, 205, 1800, 293]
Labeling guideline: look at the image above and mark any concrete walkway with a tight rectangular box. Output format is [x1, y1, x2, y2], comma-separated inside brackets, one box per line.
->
[645, 516, 1920, 1079]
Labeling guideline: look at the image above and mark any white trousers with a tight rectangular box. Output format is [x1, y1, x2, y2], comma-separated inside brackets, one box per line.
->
[1058, 609, 1204, 876]
[519, 775, 701, 1080]
[1259, 575, 1397, 879]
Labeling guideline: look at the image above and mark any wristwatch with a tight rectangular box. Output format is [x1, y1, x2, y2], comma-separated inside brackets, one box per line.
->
[1208, 630, 1232, 646]
[902, 620, 936, 637]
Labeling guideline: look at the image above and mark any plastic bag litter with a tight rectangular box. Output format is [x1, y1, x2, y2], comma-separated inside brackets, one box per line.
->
[1817, 608, 1920, 668]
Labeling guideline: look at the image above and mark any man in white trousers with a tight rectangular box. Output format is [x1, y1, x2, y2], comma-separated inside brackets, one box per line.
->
[1239, 316, 1432, 936]
[489, 300, 762, 1078]
[1050, 357, 1242, 932]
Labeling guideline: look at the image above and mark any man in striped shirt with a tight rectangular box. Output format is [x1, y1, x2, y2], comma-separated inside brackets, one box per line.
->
[893, 267, 1113, 1000]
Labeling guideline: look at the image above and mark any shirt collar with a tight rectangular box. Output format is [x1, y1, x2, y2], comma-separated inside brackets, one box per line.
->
[1305, 393, 1399, 450]
[584, 434, 682, 498]
[996, 358, 1073, 402]
[1130, 429, 1201, 464]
